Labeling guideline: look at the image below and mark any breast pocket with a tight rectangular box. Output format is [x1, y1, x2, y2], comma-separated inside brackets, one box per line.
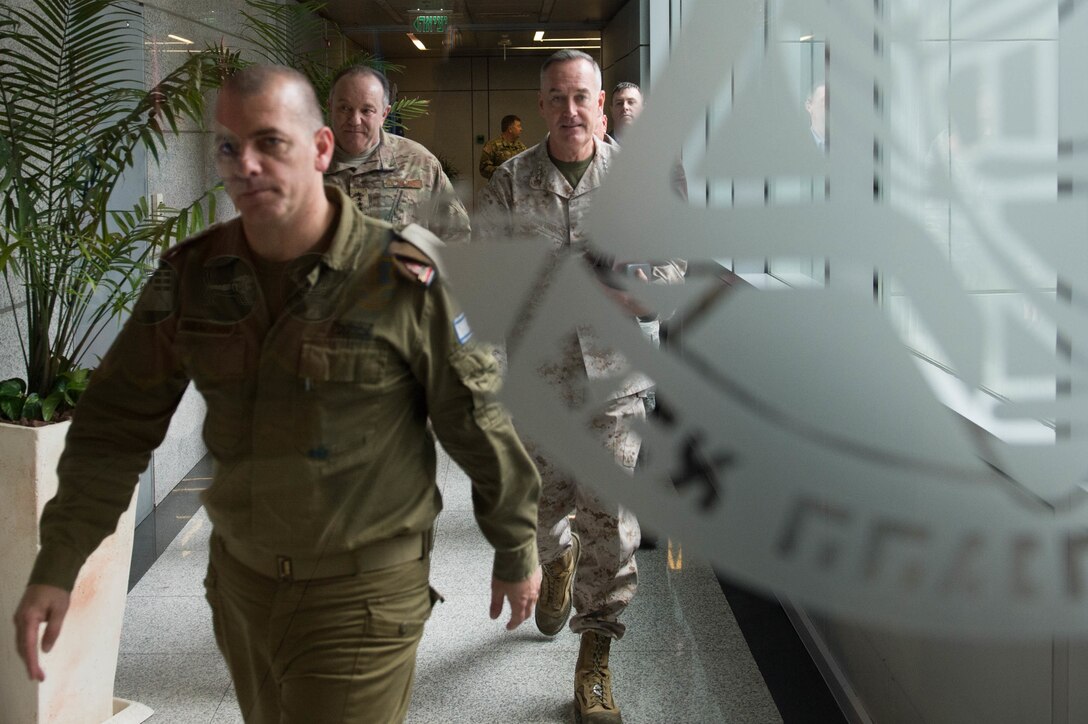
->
[293, 339, 407, 467]
[524, 218, 569, 252]
[365, 187, 402, 223]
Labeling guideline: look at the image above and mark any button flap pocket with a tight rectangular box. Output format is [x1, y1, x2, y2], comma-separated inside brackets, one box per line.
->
[300, 340, 388, 383]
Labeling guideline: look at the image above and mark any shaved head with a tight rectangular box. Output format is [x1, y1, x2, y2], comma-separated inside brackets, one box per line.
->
[221, 65, 324, 132]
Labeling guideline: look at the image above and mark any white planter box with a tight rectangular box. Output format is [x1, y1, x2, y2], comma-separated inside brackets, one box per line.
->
[0, 421, 150, 724]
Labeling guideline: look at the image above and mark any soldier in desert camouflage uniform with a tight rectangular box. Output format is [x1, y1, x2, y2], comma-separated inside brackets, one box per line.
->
[479, 114, 527, 180]
[325, 65, 471, 244]
[476, 49, 682, 724]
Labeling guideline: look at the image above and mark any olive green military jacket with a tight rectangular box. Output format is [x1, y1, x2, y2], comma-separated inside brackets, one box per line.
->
[326, 130, 471, 245]
[30, 188, 539, 592]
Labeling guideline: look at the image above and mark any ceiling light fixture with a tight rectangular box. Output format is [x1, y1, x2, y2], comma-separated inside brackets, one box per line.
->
[534, 37, 598, 42]
[408, 32, 427, 51]
[799, 34, 814, 41]
[167, 34, 193, 44]
[533, 30, 544, 41]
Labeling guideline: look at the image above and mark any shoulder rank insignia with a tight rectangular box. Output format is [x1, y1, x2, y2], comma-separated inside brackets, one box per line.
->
[389, 223, 447, 287]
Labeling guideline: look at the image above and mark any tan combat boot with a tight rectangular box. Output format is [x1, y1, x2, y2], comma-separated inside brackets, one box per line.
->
[574, 630, 622, 723]
[535, 532, 581, 636]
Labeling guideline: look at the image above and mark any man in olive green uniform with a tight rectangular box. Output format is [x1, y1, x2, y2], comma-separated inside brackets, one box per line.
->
[325, 66, 471, 244]
[13, 65, 540, 724]
[479, 114, 527, 180]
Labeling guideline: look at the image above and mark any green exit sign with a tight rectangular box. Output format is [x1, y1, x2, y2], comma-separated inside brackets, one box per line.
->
[412, 15, 448, 33]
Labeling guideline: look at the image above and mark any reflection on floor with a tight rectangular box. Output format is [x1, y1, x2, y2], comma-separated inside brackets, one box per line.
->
[129, 455, 213, 591]
[117, 447, 839, 723]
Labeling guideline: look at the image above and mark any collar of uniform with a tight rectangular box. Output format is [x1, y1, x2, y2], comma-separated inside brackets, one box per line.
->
[311, 185, 365, 274]
[330, 131, 395, 174]
[528, 134, 616, 197]
[331, 140, 378, 170]
[200, 220, 249, 267]
[374, 129, 398, 171]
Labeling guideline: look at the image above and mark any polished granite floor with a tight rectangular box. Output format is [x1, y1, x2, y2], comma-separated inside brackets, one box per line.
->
[116, 447, 801, 723]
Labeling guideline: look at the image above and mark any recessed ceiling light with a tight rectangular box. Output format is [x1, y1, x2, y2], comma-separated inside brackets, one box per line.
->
[533, 30, 545, 41]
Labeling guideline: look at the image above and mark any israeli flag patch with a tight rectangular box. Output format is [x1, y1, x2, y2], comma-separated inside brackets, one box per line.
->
[453, 313, 473, 344]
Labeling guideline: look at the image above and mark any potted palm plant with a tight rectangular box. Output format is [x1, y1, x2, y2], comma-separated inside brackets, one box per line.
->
[0, 1, 239, 721]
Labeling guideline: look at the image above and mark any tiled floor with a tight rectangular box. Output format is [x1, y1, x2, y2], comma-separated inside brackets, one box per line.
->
[116, 446, 786, 723]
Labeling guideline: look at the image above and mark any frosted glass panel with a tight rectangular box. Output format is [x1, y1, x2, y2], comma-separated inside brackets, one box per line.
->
[459, 0, 1088, 637]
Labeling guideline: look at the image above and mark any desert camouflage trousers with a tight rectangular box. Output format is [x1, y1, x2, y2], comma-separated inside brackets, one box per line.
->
[528, 393, 645, 640]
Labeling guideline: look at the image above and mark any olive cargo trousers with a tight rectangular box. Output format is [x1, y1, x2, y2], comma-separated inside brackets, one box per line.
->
[204, 535, 436, 723]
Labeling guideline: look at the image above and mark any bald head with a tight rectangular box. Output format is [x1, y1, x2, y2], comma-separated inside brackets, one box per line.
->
[220, 65, 324, 132]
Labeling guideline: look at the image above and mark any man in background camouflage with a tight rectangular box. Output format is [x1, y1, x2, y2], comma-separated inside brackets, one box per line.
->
[478, 114, 527, 180]
[325, 65, 471, 244]
[476, 49, 680, 724]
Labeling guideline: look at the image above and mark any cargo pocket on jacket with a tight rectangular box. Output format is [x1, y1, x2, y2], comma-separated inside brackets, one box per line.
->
[449, 344, 505, 430]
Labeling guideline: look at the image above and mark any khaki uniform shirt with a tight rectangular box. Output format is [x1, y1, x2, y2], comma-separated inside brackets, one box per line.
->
[478, 136, 527, 180]
[475, 137, 657, 398]
[30, 187, 539, 591]
[326, 130, 471, 245]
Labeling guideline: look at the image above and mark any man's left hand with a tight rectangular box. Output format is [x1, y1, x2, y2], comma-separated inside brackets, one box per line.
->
[489, 568, 542, 630]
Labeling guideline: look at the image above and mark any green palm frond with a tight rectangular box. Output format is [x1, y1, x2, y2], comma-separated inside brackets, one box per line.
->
[0, 0, 241, 411]
[241, 0, 328, 71]
[387, 98, 431, 133]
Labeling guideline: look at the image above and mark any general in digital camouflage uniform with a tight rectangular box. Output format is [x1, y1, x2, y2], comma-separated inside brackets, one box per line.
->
[475, 50, 680, 724]
[325, 65, 471, 245]
[479, 114, 527, 180]
[14, 66, 539, 724]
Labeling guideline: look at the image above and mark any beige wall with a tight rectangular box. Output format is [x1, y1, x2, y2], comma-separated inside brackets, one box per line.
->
[387, 56, 551, 205]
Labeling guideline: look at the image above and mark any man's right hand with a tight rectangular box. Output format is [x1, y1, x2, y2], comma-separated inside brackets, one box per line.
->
[489, 568, 542, 630]
[13, 584, 71, 682]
